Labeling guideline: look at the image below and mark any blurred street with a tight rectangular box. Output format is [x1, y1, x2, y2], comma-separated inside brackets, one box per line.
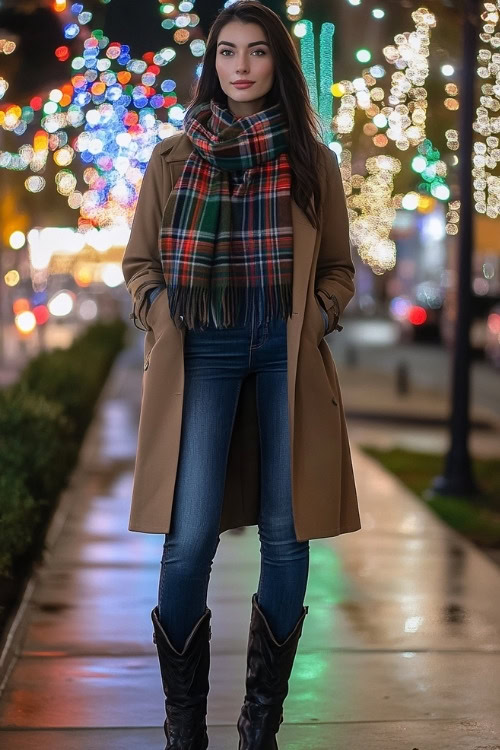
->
[0, 331, 499, 749]
[334, 317, 500, 459]
[335, 318, 500, 416]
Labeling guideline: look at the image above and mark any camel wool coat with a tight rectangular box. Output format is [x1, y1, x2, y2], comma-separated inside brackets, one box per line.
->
[121, 131, 361, 542]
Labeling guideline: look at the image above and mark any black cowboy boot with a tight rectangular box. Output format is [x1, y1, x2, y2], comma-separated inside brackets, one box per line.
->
[237, 592, 309, 749]
[151, 605, 212, 750]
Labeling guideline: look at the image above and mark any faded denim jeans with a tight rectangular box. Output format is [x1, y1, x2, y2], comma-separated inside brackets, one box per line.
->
[152, 290, 325, 651]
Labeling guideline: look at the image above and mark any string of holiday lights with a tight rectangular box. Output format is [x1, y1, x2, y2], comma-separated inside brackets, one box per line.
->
[0, 1, 200, 236]
[443, 1, 499, 237]
[0, 36, 16, 102]
[323, 8, 441, 272]
[471, 0, 500, 220]
[295, 19, 335, 141]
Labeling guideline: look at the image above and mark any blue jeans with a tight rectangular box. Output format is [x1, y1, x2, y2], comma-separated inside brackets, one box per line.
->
[157, 299, 311, 651]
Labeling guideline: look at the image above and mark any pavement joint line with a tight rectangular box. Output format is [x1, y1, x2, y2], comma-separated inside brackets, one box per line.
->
[0, 717, 482, 731]
[15, 647, 500, 657]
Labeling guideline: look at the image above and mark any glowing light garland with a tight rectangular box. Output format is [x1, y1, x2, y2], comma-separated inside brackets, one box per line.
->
[443, 1, 500, 235]
[348, 154, 401, 275]
[0, 37, 15, 101]
[299, 5, 497, 275]
[295, 19, 335, 140]
[326, 8, 440, 273]
[0, 1, 199, 234]
[472, 0, 500, 220]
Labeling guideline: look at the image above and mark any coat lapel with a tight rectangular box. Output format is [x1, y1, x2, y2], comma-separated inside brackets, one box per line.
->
[287, 199, 317, 459]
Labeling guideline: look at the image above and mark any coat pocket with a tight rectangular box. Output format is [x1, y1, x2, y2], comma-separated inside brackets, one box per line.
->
[144, 285, 165, 328]
[131, 281, 165, 331]
[144, 285, 173, 340]
[313, 293, 329, 340]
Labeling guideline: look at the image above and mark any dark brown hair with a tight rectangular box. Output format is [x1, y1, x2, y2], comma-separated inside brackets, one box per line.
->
[184, 0, 325, 229]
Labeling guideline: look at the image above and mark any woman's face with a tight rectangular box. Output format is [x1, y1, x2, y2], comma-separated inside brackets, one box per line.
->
[215, 20, 275, 118]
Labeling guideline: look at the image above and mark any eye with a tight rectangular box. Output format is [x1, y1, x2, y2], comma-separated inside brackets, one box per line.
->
[219, 49, 266, 56]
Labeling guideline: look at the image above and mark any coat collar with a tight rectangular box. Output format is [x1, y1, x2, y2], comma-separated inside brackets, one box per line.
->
[159, 132, 192, 160]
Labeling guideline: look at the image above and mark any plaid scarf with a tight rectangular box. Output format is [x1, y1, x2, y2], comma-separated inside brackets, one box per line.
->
[159, 99, 293, 330]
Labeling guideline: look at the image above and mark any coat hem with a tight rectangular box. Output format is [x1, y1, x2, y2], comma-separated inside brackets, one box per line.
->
[294, 522, 362, 542]
[127, 520, 362, 539]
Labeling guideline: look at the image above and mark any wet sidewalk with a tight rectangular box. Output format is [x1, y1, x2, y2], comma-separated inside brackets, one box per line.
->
[0, 334, 499, 749]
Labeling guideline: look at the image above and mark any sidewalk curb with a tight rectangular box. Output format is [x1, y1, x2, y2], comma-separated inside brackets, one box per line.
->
[0, 354, 123, 697]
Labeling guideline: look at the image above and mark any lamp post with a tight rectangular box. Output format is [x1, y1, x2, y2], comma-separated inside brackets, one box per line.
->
[432, 0, 480, 497]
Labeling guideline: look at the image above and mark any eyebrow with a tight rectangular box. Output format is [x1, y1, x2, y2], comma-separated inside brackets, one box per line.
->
[217, 41, 269, 48]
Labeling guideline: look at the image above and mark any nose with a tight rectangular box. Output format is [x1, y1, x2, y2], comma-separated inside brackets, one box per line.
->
[235, 53, 249, 74]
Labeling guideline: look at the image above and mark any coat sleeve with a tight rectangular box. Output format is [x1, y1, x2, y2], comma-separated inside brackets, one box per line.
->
[315, 144, 355, 333]
[121, 141, 170, 331]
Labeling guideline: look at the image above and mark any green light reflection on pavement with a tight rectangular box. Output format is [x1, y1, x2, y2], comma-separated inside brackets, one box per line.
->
[307, 542, 347, 605]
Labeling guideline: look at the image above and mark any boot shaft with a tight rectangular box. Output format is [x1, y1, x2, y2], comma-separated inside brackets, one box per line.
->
[244, 593, 308, 705]
[237, 593, 309, 749]
[151, 605, 212, 746]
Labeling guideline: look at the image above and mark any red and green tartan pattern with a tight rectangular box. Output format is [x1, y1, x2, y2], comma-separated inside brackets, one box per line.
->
[159, 100, 294, 330]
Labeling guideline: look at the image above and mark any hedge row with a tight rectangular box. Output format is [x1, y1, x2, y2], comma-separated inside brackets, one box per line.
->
[0, 319, 126, 578]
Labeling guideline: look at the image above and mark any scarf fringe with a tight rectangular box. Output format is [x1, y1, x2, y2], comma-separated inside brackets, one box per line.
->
[166, 283, 293, 331]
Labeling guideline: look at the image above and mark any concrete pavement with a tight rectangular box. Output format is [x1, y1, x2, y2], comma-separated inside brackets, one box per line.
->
[0, 333, 499, 749]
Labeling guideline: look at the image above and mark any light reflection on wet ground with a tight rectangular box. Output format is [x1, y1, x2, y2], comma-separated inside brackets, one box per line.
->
[0, 337, 499, 749]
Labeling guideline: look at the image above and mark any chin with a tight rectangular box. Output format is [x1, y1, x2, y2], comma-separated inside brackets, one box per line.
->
[229, 90, 262, 99]
[227, 89, 269, 103]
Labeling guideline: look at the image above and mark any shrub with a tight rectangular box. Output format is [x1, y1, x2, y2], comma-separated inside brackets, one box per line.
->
[0, 388, 76, 504]
[0, 319, 126, 581]
[0, 475, 39, 578]
[17, 320, 126, 437]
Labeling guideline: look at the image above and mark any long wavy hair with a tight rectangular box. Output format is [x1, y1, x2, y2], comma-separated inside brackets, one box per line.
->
[184, 0, 325, 229]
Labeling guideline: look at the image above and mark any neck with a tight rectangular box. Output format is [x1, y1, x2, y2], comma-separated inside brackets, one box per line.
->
[226, 95, 267, 119]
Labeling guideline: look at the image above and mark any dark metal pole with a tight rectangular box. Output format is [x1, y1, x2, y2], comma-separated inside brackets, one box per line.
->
[432, 0, 479, 496]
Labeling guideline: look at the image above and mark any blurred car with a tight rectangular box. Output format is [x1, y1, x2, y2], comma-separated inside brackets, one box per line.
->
[389, 281, 444, 343]
[485, 303, 500, 368]
[440, 292, 500, 357]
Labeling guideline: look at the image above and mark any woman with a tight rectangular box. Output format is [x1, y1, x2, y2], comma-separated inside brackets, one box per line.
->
[122, 1, 361, 748]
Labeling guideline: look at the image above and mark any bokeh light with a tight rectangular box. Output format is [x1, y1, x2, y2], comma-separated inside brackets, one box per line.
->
[15, 310, 37, 334]
[48, 291, 74, 316]
[9, 231, 26, 249]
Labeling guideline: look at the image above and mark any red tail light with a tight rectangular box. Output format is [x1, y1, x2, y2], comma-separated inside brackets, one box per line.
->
[408, 305, 427, 325]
